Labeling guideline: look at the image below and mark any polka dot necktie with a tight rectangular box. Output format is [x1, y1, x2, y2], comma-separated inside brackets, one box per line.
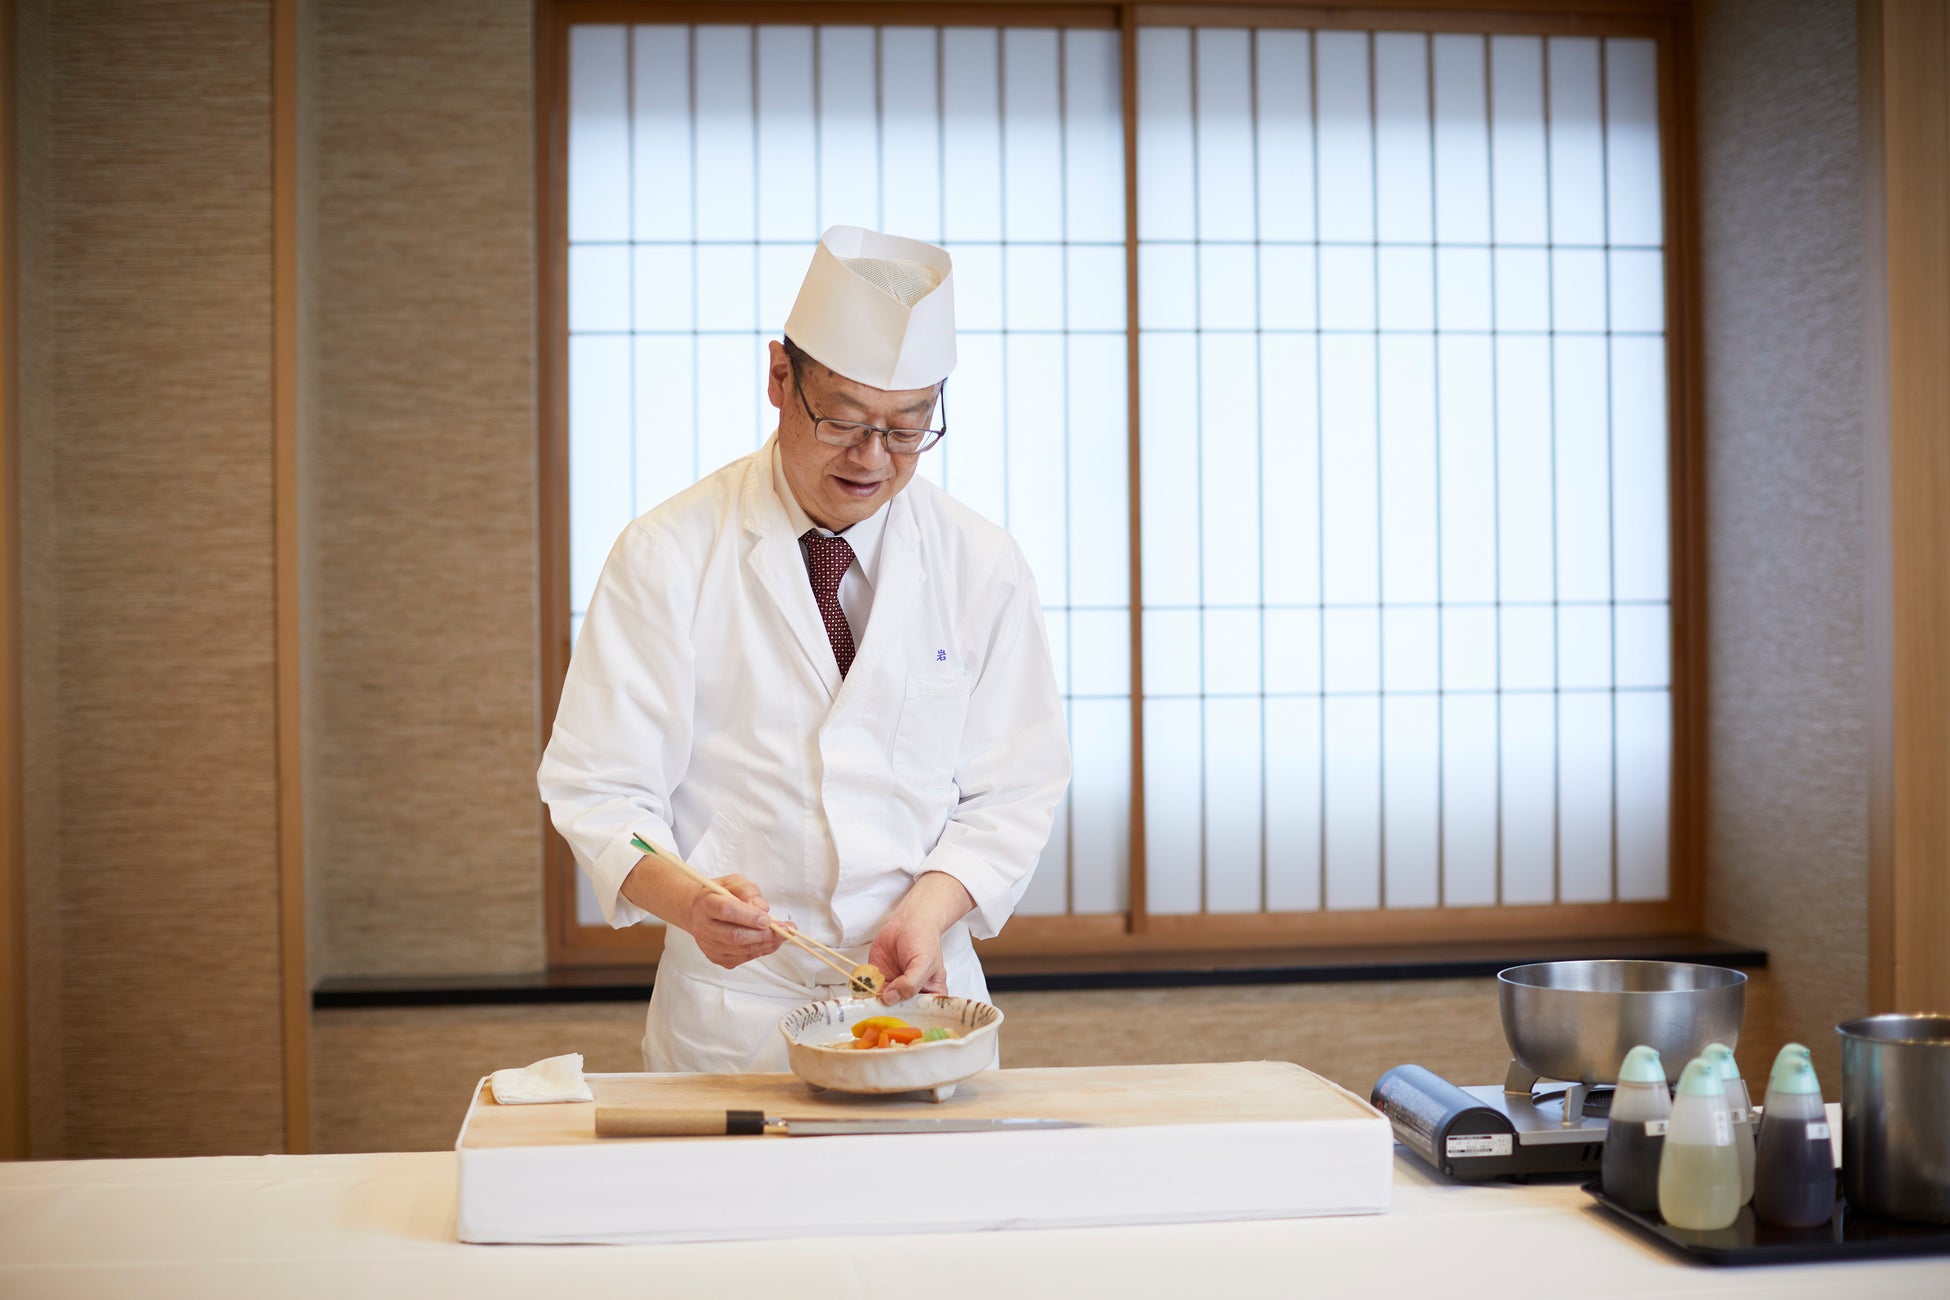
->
[801, 531, 857, 678]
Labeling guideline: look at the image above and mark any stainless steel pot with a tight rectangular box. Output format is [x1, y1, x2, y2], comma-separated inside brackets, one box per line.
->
[1498, 960, 1747, 1084]
[1838, 1013, 1950, 1223]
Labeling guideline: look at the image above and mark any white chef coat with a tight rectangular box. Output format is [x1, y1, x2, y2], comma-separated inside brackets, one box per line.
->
[538, 433, 1070, 1073]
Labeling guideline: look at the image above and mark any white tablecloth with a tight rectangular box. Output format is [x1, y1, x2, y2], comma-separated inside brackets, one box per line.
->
[2, 1147, 1946, 1299]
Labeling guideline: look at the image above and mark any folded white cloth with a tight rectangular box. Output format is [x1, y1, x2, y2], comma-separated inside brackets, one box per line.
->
[489, 1053, 595, 1105]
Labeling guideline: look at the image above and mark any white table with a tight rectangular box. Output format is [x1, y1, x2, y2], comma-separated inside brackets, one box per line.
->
[3, 1147, 1946, 1299]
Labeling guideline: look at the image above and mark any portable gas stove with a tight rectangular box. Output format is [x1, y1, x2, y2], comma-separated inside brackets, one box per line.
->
[1371, 959, 1748, 1183]
[1371, 1061, 1612, 1181]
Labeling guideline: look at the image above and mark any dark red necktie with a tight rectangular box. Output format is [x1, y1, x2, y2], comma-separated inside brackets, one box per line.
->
[801, 531, 857, 678]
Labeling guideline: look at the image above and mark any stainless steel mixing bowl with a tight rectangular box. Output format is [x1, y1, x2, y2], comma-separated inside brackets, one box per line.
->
[1498, 960, 1747, 1084]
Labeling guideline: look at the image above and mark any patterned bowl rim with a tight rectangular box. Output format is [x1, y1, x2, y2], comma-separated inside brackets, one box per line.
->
[779, 994, 1004, 1049]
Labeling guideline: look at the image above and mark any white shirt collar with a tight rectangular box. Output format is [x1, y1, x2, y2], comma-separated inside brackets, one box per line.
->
[769, 432, 889, 588]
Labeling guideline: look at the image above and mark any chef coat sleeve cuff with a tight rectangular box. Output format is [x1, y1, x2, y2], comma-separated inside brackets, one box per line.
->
[587, 824, 664, 930]
[918, 842, 1021, 942]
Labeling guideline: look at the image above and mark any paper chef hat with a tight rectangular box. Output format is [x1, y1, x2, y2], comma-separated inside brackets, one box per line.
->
[783, 225, 957, 390]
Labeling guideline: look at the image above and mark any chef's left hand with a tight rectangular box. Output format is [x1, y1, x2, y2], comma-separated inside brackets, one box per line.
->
[866, 915, 948, 1004]
[867, 871, 976, 1004]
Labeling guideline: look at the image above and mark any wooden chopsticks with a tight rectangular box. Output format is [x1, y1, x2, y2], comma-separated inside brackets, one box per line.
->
[628, 833, 876, 992]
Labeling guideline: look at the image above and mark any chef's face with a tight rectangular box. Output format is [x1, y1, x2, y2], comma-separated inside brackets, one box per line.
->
[767, 340, 940, 532]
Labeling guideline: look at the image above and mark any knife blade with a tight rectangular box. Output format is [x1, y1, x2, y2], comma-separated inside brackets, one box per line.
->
[594, 1107, 1086, 1138]
[781, 1116, 1082, 1137]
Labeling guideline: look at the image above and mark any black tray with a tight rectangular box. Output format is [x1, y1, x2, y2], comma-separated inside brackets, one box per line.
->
[1582, 1181, 1950, 1266]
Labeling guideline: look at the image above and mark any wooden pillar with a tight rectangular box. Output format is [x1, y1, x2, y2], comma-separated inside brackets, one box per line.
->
[1, 0, 27, 1164]
[1862, 0, 1950, 1015]
[274, 0, 310, 1156]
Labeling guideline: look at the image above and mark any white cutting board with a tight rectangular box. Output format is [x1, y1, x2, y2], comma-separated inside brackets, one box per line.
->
[455, 1061, 1392, 1243]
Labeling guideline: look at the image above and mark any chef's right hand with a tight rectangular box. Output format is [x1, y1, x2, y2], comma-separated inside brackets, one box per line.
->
[685, 875, 788, 969]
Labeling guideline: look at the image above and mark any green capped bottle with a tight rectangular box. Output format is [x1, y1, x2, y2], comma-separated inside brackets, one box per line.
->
[1753, 1044, 1835, 1228]
[1601, 1045, 1672, 1213]
[1657, 1057, 1742, 1231]
[1702, 1043, 1755, 1205]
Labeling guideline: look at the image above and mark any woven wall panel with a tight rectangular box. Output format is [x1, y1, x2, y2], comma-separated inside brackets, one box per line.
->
[1010, 969, 1781, 1096]
[313, 1004, 645, 1153]
[1697, 0, 1868, 1092]
[312, 973, 1685, 1153]
[303, 0, 544, 980]
[1001, 980, 1511, 1088]
[15, 0, 67, 1159]
[47, 0, 285, 1157]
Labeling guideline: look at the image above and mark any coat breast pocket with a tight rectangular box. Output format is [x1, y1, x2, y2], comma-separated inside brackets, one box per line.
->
[891, 672, 973, 790]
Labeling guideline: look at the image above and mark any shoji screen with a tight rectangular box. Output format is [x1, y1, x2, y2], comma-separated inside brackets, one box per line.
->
[563, 24, 1130, 926]
[552, 11, 1684, 951]
[1135, 28, 1671, 917]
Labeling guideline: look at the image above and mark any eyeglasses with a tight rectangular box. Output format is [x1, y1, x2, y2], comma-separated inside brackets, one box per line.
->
[790, 363, 948, 454]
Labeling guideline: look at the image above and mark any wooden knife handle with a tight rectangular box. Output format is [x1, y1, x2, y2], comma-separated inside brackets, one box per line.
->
[594, 1107, 767, 1138]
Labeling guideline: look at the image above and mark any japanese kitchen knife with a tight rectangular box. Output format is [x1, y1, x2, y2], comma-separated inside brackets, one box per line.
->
[594, 1108, 1085, 1138]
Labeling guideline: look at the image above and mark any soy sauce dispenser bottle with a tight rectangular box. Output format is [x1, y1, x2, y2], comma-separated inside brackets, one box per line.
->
[1702, 1042, 1756, 1206]
[1753, 1044, 1835, 1228]
[1600, 1045, 1670, 1213]
[1658, 1057, 1742, 1231]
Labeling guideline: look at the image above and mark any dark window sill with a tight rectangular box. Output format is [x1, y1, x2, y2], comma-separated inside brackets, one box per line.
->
[311, 933, 1765, 1010]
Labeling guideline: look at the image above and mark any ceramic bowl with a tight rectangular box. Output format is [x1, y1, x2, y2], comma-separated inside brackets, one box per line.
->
[779, 995, 1003, 1102]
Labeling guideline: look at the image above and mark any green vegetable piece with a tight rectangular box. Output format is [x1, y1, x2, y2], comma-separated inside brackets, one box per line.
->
[921, 1027, 954, 1042]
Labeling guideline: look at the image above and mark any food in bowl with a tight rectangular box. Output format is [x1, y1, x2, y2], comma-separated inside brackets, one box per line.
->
[825, 1015, 961, 1050]
[848, 963, 885, 998]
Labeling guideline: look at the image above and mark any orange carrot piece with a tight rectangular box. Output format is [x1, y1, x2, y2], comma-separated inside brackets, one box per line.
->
[884, 1026, 923, 1044]
[860, 1027, 881, 1049]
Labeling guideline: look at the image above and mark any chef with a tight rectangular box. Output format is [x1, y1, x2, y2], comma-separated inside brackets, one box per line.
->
[538, 226, 1071, 1073]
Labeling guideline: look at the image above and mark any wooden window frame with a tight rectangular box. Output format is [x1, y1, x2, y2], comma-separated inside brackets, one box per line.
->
[535, 0, 1703, 967]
